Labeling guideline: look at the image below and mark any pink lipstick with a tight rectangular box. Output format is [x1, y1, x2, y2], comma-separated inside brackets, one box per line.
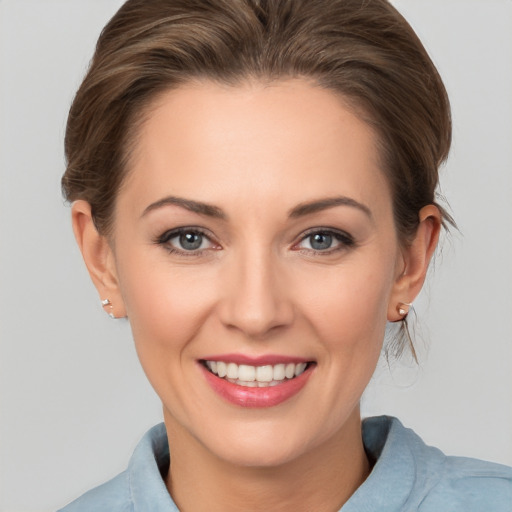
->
[199, 356, 315, 408]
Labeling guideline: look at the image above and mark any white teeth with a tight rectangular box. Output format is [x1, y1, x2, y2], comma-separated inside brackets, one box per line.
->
[256, 365, 273, 382]
[205, 360, 310, 387]
[238, 364, 256, 382]
[273, 364, 286, 381]
[285, 363, 295, 379]
[226, 362, 238, 379]
[217, 361, 227, 378]
[295, 362, 307, 376]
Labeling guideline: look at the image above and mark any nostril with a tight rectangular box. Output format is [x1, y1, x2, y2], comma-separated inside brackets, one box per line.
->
[218, 291, 295, 338]
[216, 257, 294, 333]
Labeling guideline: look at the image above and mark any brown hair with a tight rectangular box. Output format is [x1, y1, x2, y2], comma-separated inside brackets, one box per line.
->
[62, 0, 453, 356]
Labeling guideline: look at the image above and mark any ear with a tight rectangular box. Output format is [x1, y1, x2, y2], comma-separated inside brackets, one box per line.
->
[387, 205, 441, 322]
[71, 200, 126, 319]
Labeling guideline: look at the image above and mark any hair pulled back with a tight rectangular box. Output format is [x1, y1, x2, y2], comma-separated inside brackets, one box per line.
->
[63, 0, 452, 241]
[62, 0, 453, 358]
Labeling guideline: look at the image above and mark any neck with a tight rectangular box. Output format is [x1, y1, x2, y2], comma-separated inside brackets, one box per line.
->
[164, 408, 370, 512]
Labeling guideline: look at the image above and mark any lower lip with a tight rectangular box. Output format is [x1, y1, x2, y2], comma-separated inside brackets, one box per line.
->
[200, 363, 314, 408]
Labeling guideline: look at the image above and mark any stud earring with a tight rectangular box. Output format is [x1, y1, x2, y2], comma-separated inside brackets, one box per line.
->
[397, 302, 412, 317]
[101, 298, 116, 319]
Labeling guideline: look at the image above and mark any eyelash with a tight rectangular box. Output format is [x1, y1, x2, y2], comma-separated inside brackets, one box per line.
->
[293, 228, 355, 255]
[154, 227, 355, 257]
[154, 227, 218, 257]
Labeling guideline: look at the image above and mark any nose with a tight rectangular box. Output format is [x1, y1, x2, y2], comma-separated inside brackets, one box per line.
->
[218, 248, 294, 339]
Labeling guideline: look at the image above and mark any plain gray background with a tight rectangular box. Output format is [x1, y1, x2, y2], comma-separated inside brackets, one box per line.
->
[1, 1, 511, 510]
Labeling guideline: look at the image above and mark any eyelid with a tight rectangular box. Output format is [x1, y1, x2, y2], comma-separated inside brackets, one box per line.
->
[155, 226, 221, 255]
[292, 227, 355, 252]
[157, 226, 208, 242]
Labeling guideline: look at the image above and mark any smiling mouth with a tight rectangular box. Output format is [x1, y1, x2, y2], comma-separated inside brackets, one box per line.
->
[202, 360, 313, 388]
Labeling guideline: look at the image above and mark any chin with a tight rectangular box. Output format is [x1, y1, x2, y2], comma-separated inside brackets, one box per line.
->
[213, 438, 307, 469]
[198, 417, 325, 469]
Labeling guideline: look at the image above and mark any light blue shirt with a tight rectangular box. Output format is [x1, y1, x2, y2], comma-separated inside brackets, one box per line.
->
[58, 416, 512, 511]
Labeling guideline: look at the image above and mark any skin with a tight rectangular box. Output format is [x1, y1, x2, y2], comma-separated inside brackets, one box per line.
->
[72, 79, 440, 511]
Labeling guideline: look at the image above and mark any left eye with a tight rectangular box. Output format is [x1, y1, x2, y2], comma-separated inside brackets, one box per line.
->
[297, 230, 353, 252]
[305, 232, 335, 250]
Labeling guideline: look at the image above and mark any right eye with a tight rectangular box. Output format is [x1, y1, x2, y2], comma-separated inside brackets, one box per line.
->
[156, 228, 218, 255]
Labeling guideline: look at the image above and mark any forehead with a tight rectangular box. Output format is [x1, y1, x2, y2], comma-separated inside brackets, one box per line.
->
[122, 79, 391, 218]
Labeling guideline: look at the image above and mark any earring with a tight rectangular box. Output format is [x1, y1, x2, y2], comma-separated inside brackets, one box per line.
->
[397, 302, 412, 317]
[101, 298, 116, 319]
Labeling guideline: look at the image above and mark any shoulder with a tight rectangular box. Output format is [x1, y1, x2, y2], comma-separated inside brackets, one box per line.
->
[381, 417, 512, 511]
[350, 416, 512, 512]
[57, 423, 175, 512]
[418, 455, 512, 511]
[57, 471, 132, 512]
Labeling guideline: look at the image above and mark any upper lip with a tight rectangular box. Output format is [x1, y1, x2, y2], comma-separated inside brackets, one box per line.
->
[200, 353, 313, 366]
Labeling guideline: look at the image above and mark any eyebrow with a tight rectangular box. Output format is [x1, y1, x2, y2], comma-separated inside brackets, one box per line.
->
[141, 194, 372, 221]
[141, 196, 227, 219]
[288, 196, 373, 219]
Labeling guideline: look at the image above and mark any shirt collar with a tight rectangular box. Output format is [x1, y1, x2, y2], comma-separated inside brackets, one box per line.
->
[128, 423, 178, 511]
[127, 416, 441, 511]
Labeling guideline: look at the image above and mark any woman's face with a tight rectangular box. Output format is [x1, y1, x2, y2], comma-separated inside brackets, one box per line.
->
[106, 80, 406, 466]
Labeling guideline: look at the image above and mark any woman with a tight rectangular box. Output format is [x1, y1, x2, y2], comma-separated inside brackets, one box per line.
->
[58, 0, 512, 510]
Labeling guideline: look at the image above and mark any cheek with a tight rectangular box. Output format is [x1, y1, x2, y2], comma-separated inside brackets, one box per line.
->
[117, 265, 223, 417]
[116, 254, 217, 367]
[132, 274, 213, 330]
[292, 257, 394, 355]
